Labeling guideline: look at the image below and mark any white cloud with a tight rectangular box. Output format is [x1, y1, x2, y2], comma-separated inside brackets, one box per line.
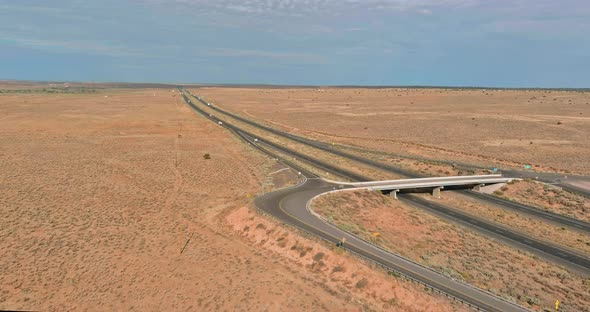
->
[140, 0, 477, 16]
[205, 47, 328, 64]
[0, 34, 145, 57]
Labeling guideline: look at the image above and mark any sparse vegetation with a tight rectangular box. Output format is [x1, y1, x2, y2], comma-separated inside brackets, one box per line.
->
[2, 89, 335, 311]
[388, 270, 401, 278]
[312, 189, 590, 311]
[5, 84, 589, 311]
[494, 180, 590, 222]
[0, 87, 98, 94]
[355, 278, 369, 289]
[313, 252, 325, 262]
[227, 206, 466, 311]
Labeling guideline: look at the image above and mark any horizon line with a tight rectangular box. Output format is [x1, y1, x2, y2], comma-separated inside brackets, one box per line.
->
[2, 79, 589, 91]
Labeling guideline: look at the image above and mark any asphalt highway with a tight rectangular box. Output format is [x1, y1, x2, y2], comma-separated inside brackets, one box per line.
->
[180, 90, 590, 274]
[234, 127, 531, 312]
[179, 88, 590, 311]
[184, 90, 590, 233]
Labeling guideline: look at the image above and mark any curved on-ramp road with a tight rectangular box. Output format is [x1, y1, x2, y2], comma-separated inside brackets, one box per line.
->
[257, 177, 530, 312]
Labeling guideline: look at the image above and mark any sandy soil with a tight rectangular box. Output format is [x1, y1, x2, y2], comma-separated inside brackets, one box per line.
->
[434, 191, 590, 255]
[336, 146, 490, 177]
[311, 190, 590, 312]
[192, 87, 590, 175]
[0, 89, 463, 311]
[226, 206, 469, 312]
[495, 180, 590, 222]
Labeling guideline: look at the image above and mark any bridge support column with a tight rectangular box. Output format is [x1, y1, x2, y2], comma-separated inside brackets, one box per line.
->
[389, 190, 399, 200]
[472, 184, 485, 192]
[432, 186, 443, 198]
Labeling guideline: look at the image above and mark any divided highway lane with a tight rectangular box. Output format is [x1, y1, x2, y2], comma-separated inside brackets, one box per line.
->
[460, 190, 590, 232]
[181, 89, 590, 274]
[179, 93, 366, 182]
[184, 90, 590, 233]
[181, 89, 590, 311]
[178, 91, 528, 312]
[179, 90, 532, 311]
[248, 123, 590, 274]
[399, 195, 590, 275]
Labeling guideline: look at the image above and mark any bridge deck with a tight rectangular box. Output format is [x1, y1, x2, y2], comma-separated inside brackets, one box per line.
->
[334, 174, 514, 192]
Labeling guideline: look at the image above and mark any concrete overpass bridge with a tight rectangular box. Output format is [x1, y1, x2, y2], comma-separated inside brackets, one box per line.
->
[330, 174, 515, 199]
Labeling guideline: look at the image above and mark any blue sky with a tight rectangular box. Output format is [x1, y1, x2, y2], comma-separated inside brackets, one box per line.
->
[1, 0, 589, 87]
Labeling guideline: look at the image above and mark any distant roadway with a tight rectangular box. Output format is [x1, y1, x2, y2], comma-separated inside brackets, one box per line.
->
[183, 89, 590, 233]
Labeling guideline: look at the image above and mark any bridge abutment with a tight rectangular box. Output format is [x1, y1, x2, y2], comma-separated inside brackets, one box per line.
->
[388, 189, 399, 200]
[472, 184, 485, 192]
[432, 186, 443, 198]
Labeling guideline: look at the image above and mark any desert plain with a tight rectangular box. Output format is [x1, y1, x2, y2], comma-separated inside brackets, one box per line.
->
[0, 84, 470, 311]
[1, 83, 589, 312]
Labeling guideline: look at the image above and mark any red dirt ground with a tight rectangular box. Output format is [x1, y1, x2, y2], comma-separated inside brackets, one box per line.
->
[0, 88, 466, 311]
[312, 190, 590, 312]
